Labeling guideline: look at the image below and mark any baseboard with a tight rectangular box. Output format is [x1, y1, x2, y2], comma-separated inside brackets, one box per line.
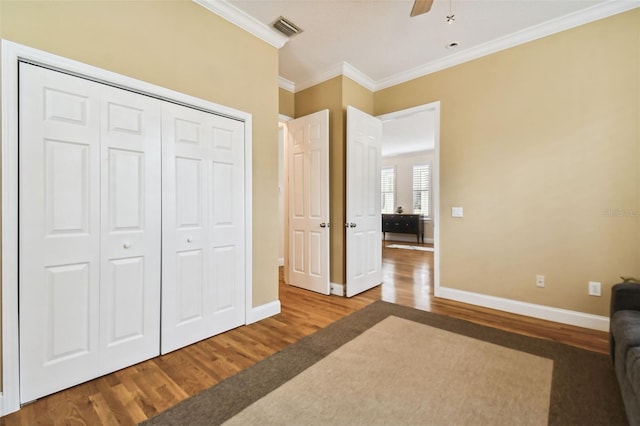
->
[0, 391, 18, 417]
[277, 257, 284, 267]
[246, 299, 281, 324]
[383, 235, 434, 244]
[436, 286, 609, 332]
[330, 282, 345, 296]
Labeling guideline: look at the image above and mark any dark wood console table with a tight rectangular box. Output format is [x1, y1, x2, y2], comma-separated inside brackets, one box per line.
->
[382, 214, 424, 243]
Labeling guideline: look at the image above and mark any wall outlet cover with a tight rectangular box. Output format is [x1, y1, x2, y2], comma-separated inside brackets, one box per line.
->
[589, 281, 602, 297]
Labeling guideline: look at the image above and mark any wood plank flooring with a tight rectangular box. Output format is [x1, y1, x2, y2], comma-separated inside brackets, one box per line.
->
[2, 241, 609, 425]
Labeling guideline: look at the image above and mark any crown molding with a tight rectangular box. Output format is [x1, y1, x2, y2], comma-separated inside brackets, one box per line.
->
[295, 62, 344, 92]
[342, 62, 377, 92]
[278, 76, 295, 92]
[282, 1, 639, 93]
[193, 0, 288, 49]
[375, 0, 640, 91]
[294, 62, 376, 93]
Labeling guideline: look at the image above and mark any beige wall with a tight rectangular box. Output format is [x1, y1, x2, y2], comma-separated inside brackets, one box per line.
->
[279, 87, 295, 118]
[0, 0, 281, 389]
[342, 76, 374, 114]
[375, 9, 640, 316]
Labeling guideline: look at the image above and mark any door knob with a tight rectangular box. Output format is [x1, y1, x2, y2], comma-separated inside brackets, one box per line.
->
[320, 223, 326, 228]
[350, 223, 357, 228]
[123, 242, 132, 249]
[187, 237, 193, 243]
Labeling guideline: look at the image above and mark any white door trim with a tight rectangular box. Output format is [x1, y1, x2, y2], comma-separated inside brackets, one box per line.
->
[278, 114, 292, 283]
[0, 39, 254, 415]
[376, 101, 441, 297]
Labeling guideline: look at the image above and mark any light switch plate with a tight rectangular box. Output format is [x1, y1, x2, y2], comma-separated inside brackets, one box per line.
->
[451, 207, 464, 218]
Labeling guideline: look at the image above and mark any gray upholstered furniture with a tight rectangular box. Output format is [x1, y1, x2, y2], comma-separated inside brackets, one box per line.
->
[611, 282, 640, 426]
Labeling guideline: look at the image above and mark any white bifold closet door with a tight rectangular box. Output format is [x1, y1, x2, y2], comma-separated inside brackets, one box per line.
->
[161, 102, 245, 354]
[18, 62, 246, 402]
[19, 63, 162, 402]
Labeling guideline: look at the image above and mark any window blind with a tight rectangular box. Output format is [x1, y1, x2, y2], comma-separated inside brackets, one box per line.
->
[381, 167, 395, 214]
[412, 164, 430, 215]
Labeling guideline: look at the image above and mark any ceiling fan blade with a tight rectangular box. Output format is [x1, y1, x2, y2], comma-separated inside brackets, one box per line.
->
[410, 0, 434, 17]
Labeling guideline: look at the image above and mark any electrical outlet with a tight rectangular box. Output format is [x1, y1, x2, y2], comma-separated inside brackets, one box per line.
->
[589, 281, 602, 297]
[536, 275, 545, 288]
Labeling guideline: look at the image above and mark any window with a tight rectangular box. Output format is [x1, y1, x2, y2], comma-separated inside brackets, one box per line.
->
[381, 167, 395, 214]
[413, 164, 430, 216]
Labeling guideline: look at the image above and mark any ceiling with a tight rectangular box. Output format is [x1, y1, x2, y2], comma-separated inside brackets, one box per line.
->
[223, 0, 631, 92]
[381, 109, 435, 157]
[208, 0, 635, 156]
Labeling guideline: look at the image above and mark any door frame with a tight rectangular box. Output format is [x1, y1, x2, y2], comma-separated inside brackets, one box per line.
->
[376, 101, 441, 296]
[278, 115, 292, 284]
[0, 40, 254, 415]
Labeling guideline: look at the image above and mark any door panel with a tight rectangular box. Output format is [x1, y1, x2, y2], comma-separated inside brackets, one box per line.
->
[108, 149, 144, 229]
[208, 115, 244, 323]
[99, 83, 162, 373]
[161, 103, 245, 354]
[104, 257, 145, 344]
[286, 110, 330, 294]
[19, 63, 161, 402]
[177, 249, 205, 324]
[46, 263, 92, 361]
[45, 140, 91, 234]
[176, 157, 204, 227]
[19, 63, 102, 402]
[211, 245, 236, 310]
[346, 106, 382, 297]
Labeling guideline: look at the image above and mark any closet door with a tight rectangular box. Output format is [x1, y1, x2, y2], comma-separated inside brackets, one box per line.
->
[19, 63, 161, 402]
[161, 102, 245, 354]
[99, 84, 162, 372]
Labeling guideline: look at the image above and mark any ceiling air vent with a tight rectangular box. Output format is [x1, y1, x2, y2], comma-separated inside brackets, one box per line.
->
[272, 16, 303, 38]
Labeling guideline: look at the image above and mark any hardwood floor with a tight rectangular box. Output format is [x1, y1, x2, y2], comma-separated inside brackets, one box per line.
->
[2, 241, 609, 425]
[379, 241, 609, 354]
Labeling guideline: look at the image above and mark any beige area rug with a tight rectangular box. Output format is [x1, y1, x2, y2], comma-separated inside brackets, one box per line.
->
[142, 301, 626, 426]
[387, 244, 434, 252]
[224, 316, 552, 426]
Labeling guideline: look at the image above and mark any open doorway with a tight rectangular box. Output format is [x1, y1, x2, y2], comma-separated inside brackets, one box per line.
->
[377, 102, 440, 310]
[278, 115, 292, 285]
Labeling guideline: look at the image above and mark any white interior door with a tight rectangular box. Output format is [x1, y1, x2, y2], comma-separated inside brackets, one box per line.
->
[161, 102, 245, 354]
[346, 106, 382, 297]
[286, 110, 330, 294]
[19, 63, 161, 402]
